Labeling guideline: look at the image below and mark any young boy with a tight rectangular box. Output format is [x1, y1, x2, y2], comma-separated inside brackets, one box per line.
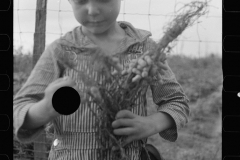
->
[13, 0, 190, 159]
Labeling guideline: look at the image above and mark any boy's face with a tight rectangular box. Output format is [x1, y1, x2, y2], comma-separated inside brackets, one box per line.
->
[69, 0, 122, 34]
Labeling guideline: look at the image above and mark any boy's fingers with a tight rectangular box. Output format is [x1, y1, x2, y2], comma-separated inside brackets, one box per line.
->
[53, 76, 70, 83]
[72, 85, 80, 93]
[112, 119, 134, 128]
[159, 69, 165, 75]
[157, 74, 163, 81]
[159, 53, 167, 62]
[150, 66, 158, 75]
[113, 127, 134, 136]
[54, 77, 76, 88]
[156, 62, 168, 70]
[115, 110, 136, 119]
[51, 78, 65, 84]
[65, 77, 76, 86]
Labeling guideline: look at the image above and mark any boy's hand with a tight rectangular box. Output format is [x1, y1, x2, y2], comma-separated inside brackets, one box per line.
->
[112, 110, 157, 147]
[150, 59, 168, 77]
[43, 76, 79, 118]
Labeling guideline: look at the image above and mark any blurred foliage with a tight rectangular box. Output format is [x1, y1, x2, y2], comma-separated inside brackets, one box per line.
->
[167, 54, 222, 102]
[14, 47, 33, 74]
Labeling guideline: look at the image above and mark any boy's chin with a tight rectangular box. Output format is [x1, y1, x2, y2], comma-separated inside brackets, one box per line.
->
[89, 29, 104, 34]
[91, 28, 107, 34]
[85, 27, 109, 35]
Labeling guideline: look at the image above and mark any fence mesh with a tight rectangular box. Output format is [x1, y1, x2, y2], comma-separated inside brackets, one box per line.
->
[14, 0, 222, 57]
[13, 0, 222, 160]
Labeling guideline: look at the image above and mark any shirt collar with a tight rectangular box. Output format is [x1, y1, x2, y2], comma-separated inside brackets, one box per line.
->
[59, 21, 152, 48]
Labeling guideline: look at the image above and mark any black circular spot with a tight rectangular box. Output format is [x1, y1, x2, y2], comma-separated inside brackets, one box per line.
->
[52, 87, 81, 115]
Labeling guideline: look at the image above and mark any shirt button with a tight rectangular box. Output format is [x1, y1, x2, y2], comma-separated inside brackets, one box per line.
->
[53, 139, 59, 147]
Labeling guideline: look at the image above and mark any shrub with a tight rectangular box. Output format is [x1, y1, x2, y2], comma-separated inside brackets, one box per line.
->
[14, 46, 32, 74]
[168, 54, 222, 102]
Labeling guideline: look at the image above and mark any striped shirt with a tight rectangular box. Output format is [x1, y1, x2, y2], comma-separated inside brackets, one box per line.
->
[13, 21, 190, 160]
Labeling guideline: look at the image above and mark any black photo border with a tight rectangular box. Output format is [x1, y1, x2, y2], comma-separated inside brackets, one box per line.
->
[223, 0, 240, 159]
[0, 0, 13, 160]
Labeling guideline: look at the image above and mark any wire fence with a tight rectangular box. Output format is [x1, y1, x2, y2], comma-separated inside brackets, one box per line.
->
[14, 0, 222, 57]
[13, 0, 222, 160]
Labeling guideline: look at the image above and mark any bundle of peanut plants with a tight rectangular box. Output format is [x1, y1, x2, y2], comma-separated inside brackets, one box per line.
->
[53, 1, 209, 160]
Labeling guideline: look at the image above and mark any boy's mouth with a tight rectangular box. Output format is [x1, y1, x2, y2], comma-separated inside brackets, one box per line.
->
[88, 20, 105, 26]
[89, 20, 104, 23]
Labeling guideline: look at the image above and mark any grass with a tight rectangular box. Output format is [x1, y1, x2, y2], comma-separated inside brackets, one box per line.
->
[146, 97, 222, 160]
[145, 67, 222, 160]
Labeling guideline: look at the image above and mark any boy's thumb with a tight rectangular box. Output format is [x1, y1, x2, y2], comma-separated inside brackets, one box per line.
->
[115, 110, 136, 119]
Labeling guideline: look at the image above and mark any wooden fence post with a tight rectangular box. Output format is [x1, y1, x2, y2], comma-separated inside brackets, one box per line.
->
[33, 0, 48, 160]
[32, 0, 48, 68]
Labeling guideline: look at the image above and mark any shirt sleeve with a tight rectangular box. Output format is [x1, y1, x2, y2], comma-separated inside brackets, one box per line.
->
[13, 41, 61, 144]
[147, 39, 190, 142]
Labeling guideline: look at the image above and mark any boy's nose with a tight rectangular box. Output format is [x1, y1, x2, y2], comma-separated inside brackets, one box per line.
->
[86, 3, 100, 16]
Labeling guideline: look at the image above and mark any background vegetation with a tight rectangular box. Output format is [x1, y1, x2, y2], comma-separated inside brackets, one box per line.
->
[13, 46, 222, 160]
